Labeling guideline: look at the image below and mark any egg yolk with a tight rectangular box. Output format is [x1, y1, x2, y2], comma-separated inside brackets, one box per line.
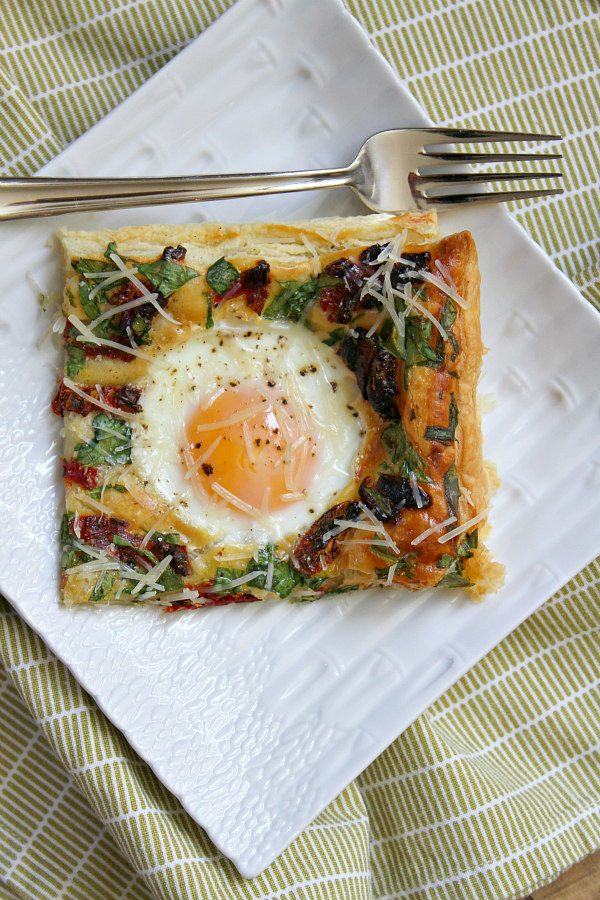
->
[185, 384, 317, 514]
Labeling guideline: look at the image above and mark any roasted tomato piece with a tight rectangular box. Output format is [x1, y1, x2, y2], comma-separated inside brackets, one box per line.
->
[62, 460, 99, 489]
[390, 252, 431, 288]
[340, 329, 400, 420]
[293, 500, 361, 575]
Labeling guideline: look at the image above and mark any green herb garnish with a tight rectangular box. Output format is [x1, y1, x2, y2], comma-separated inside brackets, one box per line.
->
[443, 463, 460, 519]
[88, 483, 127, 500]
[435, 529, 478, 589]
[74, 413, 132, 467]
[323, 327, 345, 347]
[65, 345, 85, 378]
[441, 300, 459, 359]
[263, 275, 339, 322]
[425, 394, 458, 443]
[381, 419, 429, 482]
[205, 294, 214, 329]
[112, 534, 158, 564]
[369, 543, 399, 563]
[206, 257, 239, 295]
[214, 545, 324, 598]
[379, 318, 405, 359]
[263, 278, 320, 321]
[59, 512, 91, 570]
[78, 280, 100, 319]
[403, 316, 444, 387]
[137, 258, 198, 297]
[90, 569, 118, 602]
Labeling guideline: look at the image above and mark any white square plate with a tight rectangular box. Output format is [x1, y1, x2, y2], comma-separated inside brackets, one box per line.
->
[1, 0, 599, 877]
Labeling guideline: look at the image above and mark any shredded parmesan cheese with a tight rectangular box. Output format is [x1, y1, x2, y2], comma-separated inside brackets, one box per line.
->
[183, 435, 223, 480]
[437, 508, 489, 543]
[408, 270, 469, 309]
[411, 516, 457, 546]
[190, 401, 267, 434]
[365, 310, 386, 338]
[265, 559, 275, 592]
[386, 563, 398, 585]
[408, 472, 424, 509]
[80, 495, 114, 516]
[68, 314, 163, 365]
[157, 588, 200, 605]
[300, 233, 321, 275]
[130, 555, 173, 595]
[404, 295, 449, 341]
[208, 571, 263, 593]
[211, 482, 258, 515]
[87, 290, 160, 329]
[108, 251, 180, 326]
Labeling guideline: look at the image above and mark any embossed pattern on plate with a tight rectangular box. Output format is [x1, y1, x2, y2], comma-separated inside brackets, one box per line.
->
[0, 0, 599, 878]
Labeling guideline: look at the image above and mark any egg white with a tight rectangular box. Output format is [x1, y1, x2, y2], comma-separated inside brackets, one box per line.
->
[132, 320, 366, 546]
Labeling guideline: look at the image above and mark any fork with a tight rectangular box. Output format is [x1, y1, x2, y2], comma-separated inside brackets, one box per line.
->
[0, 128, 563, 221]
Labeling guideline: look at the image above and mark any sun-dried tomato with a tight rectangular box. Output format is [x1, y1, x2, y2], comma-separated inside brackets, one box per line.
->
[62, 460, 99, 489]
[51, 382, 141, 417]
[293, 500, 361, 575]
[216, 260, 271, 314]
[75, 515, 132, 549]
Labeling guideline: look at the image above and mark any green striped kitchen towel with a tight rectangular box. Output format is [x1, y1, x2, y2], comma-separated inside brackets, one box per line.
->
[1, 1, 599, 898]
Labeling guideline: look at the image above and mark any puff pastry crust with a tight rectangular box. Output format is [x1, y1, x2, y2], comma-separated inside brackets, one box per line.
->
[55, 213, 503, 608]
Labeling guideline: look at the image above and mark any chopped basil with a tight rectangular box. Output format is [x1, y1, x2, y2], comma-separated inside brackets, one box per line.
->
[436, 529, 477, 588]
[369, 544, 398, 563]
[74, 413, 132, 467]
[112, 533, 158, 564]
[263, 275, 339, 322]
[74, 256, 114, 276]
[444, 463, 460, 518]
[403, 316, 444, 387]
[65, 345, 85, 378]
[152, 532, 183, 545]
[59, 512, 90, 569]
[263, 278, 320, 321]
[436, 568, 473, 588]
[323, 326, 345, 347]
[158, 566, 183, 592]
[205, 293, 214, 329]
[78, 280, 100, 319]
[129, 313, 151, 345]
[379, 318, 405, 359]
[323, 584, 361, 595]
[213, 566, 245, 592]
[215, 545, 324, 598]
[206, 257, 239, 295]
[360, 483, 393, 519]
[103, 241, 124, 264]
[425, 394, 458, 443]
[90, 569, 118, 602]
[381, 419, 429, 482]
[137, 258, 198, 297]
[88, 483, 126, 500]
[458, 528, 478, 557]
[441, 299, 459, 358]
[437, 554, 455, 569]
[75, 251, 126, 310]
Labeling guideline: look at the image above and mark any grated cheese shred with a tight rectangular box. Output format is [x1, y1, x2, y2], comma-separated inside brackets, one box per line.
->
[411, 516, 457, 546]
[437, 509, 490, 543]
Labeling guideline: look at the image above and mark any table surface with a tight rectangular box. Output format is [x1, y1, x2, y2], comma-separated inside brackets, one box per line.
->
[526, 851, 600, 900]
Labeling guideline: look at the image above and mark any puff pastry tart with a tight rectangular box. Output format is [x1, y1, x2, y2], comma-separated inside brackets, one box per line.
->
[54, 213, 503, 609]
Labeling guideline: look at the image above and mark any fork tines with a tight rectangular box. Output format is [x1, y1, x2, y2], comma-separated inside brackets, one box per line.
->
[416, 128, 564, 205]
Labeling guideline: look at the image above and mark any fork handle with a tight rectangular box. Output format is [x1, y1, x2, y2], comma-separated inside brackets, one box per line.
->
[0, 168, 354, 221]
